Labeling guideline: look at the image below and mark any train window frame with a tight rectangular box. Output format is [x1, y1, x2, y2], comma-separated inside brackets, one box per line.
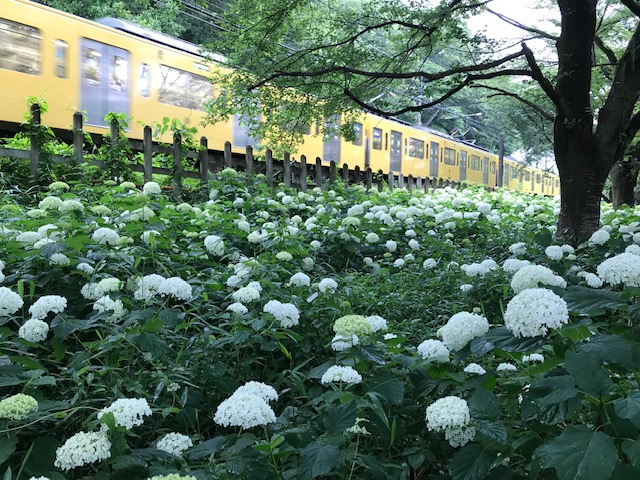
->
[536, 173, 541, 184]
[469, 154, 481, 171]
[524, 170, 530, 181]
[372, 128, 382, 150]
[511, 166, 518, 179]
[490, 161, 496, 174]
[53, 39, 68, 79]
[109, 55, 128, 92]
[443, 147, 456, 166]
[0, 18, 42, 75]
[352, 122, 363, 146]
[82, 46, 102, 85]
[408, 138, 425, 159]
[139, 63, 150, 97]
[158, 64, 212, 111]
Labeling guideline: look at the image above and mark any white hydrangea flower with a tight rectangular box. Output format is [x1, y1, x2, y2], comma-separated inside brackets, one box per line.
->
[522, 353, 545, 363]
[54, 430, 112, 470]
[310, 240, 322, 250]
[331, 334, 359, 351]
[504, 288, 569, 337]
[92, 227, 120, 246]
[214, 393, 276, 429]
[18, 319, 49, 343]
[234, 381, 279, 402]
[29, 295, 67, 320]
[463, 363, 486, 375]
[156, 432, 193, 456]
[626, 244, 640, 256]
[263, 300, 300, 328]
[459, 284, 473, 292]
[233, 286, 261, 303]
[93, 296, 126, 322]
[578, 272, 604, 288]
[39, 196, 63, 210]
[247, 230, 268, 244]
[0, 287, 24, 317]
[365, 232, 380, 244]
[134, 274, 165, 301]
[94, 278, 122, 298]
[365, 315, 388, 332]
[511, 265, 567, 293]
[289, 272, 311, 287]
[227, 302, 248, 315]
[445, 425, 477, 448]
[142, 182, 161, 195]
[157, 277, 193, 301]
[16, 231, 42, 246]
[204, 235, 225, 256]
[408, 239, 420, 250]
[476, 202, 492, 215]
[497, 362, 517, 372]
[33, 238, 56, 250]
[417, 339, 450, 363]
[321, 365, 362, 385]
[426, 396, 470, 432]
[423, 258, 437, 269]
[385, 240, 397, 252]
[141, 230, 160, 244]
[597, 252, 640, 287]
[502, 259, 531, 274]
[49, 253, 70, 266]
[58, 199, 84, 213]
[318, 278, 338, 293]
[508, 242, 527, 256]
[302, 257, 315, 271]
[545, 245, 564, 261]
[438, 312, 489, 351]
[276, 251, 293, 261]
[588, 229, 610, 246]
[461, 263, 490, 277]
[98, 398, 152, 429]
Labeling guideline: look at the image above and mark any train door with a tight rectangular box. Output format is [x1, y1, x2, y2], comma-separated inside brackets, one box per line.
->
[459, 151, 467, 181]
[483, 157, 489, 185]
[80, 39, 130, 127]
[429, 141, 439, 177]
[390, 130, 402, 172]
[323, 117, 341, 163]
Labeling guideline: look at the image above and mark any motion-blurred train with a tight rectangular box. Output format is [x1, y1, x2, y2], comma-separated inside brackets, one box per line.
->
[0, 0, 560, 195]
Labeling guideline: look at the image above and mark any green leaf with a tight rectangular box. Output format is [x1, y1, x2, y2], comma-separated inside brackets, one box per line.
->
[366, 371, 405, 405]
[529, 375, 580, 406]
[20, 437, 60, 476]
[577, 334, 634, 368]
[563, 286, 623, 315]
[614, 391, 640, 428]
[186, 436, 229, 460]
[473, 419, 507, 445]
[470, 327, 544, 355]
[0, 435, 17, 466]
[468, 387, 500, 421]
[622, 439, 640, 470]
[564, 350, 614, 397]
[299, 441, 340, 479]
[534, 228, 553, 248]
[449, 443, 497, 480]
[323, 401, 357, 434]
[535, 425, 618, 480]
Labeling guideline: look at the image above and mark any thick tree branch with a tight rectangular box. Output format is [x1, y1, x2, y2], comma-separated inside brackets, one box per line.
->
[486, 7, 558, 41]
[594, 35, 618, 64]
[470, 84, 554, 121]
[623, 110, 640, 141]
[620, 0, 640, 17]
[520, 42, 564, 115]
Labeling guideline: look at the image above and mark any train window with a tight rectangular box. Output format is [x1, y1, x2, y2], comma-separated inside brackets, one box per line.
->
[511, 167, 517, 179]
[0, 19, 42, 75]
[556, 179, 559, 188]
[352, 122, 363, 146]
[536, 174, 541, 183]
[109, 55, 128, 92]
[504, 164, 509, 178]
[490, 161, 496, 174]
[524, 170, 530, 181]
[159, 65, 212, 111]
[372, 128, 382, 150]
[469, 155, 481, 171]
[82, 47, 102, 85]
[409, 138, 425, 158]
[443, 147, 456, 166]
[139, 64, 150, 97]
[53, 40, 68, 78]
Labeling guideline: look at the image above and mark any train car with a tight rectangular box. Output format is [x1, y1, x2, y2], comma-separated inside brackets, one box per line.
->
[0, 0, 559, 194]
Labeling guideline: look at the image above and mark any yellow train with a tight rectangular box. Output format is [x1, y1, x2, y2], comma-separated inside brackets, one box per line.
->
[0, 0, 559, 195]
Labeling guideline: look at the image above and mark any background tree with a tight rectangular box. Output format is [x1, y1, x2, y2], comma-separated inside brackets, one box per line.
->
[205, 0, 640, 240]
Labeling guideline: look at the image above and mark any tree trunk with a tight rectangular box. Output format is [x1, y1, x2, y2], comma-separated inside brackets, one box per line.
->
[610, 159, 640, 208]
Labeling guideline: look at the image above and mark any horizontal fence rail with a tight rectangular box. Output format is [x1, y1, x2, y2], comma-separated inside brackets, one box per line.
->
[1, 105, 464, 195]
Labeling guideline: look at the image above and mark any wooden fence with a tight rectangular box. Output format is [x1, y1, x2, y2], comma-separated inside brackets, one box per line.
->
[0, 105, 463, 196]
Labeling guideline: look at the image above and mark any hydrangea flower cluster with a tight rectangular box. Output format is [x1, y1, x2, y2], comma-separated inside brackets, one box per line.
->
[29, 295, 67, 320]
[333, 315, 373, 337]
[214, 381, 278, 429]
[54, 430, 112, 470]
[18, 318, 49, 342]
[98, 398, 152, 429]
[204, 234, 225, 256]
[0, 287, 24, 316]
[318, 278, 338, 293]
[156, 432, 193, 456]
[93, 295, 126, 322]
[288, 272, 311, 287]
[263, 300, 300, 327]
[134, 274, 165, 301]
[92, 227, 120, 246]
[0, 393, 38, 420]
[417, 339, 450, 363]
[504, 288, 569, 337]
[510, 264, 567, 293]
[426, 396, 474, 447]
[157, 277, 193, 301]
[596, 252, 640, 287]
[320, 365, 363, 385]
[438, 312, 489, 351]
[365, 315, 388, 332]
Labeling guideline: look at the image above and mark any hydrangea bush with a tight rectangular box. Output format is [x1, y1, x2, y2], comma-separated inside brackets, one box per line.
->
[1, 174, 640, 479]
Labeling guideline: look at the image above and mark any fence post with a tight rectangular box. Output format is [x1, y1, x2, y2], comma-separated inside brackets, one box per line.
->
[199, 136, 209, 185]
[365, 168, 372, 192]
[342, 163, 349, 184]
[109, 117, 120, 179]
[224, 141, 232, 169]
[354, 166, 361, 185]
[387, 171, 394, 191]
[377, 170, 384, 192]
[143, 126, 153, 183]
[72, 112, 83, 166]
[283, 152, 291, 187]
[407, 174, 413, 192]
[300, 155, 308, 192]
[245, 145, 254, 177]
[29, 104, 41, 180]
[398, 172, 404, 189]
[172, 132, 183, 200]
[266, 149, 274, 187]
[416, 175, 422, 191]
[329, 161, 336, 183]
[315, 157, 323, 188]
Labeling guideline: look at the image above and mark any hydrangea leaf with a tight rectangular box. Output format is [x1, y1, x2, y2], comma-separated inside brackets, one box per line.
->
[185, 436, 229, 460]
[533, 228, 553, 248]
[576, 334, 634, 368]
[299, 441, 340, 479]
[470, 327, 544, 355]
[449, 443, 497, 480]
[0, 435, 16, 467]
[622, 439, 640, 470]
[323, 400, 357, 433]
[564, 350, 614, 397]
[562, 286, 623, 315]
[366, 371, 405, 405]
[535, 425, 617, 480]
[613, 391, 640, 428]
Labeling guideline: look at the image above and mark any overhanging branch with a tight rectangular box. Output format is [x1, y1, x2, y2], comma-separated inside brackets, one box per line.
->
[470, 84, 554, 121]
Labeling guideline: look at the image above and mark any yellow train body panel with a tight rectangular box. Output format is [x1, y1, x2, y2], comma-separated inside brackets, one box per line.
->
[0, 0, 559, 195]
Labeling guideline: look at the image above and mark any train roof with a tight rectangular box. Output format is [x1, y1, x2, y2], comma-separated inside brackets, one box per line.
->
[95, 17, 226, 63]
